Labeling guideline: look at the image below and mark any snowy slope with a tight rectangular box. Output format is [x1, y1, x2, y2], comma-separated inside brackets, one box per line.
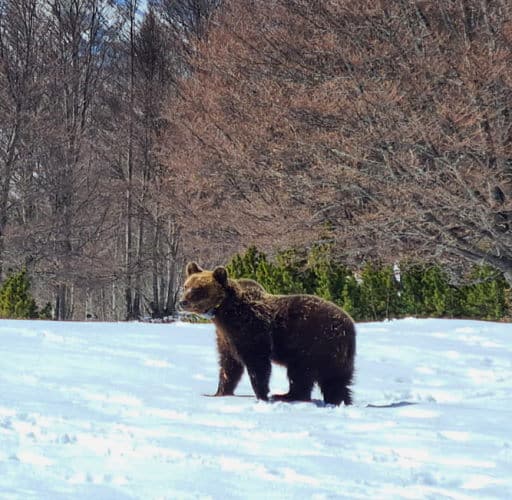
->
[1, 318, 511, 499]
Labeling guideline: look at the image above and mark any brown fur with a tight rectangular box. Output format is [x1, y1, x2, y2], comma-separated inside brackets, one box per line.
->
[212, 277, 267, 397]
[236, 278, 266, 300]
[180, 263, 356, 405]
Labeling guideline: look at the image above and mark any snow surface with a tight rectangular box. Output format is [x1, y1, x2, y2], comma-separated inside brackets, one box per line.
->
[1, 318, 511, 499]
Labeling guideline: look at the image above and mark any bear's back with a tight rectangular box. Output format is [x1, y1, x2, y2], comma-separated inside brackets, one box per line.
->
[268, 294, 355, 366]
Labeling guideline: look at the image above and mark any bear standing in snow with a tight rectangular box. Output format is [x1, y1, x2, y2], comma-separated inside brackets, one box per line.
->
[179, 262, 356, 405]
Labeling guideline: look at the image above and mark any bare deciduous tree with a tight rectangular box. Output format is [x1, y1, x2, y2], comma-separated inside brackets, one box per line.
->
[164, 0, 512, 282]
[0, 0, 42, 278]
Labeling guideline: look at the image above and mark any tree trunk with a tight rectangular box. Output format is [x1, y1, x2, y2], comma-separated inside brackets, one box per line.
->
[124, 1, 137, 320]
[0, 124, 20, 280]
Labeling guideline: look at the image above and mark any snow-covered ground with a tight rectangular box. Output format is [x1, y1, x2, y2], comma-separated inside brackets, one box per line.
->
[1, 318, 511, 499]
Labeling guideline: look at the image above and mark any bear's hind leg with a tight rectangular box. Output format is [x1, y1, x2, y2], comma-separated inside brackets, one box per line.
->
[319, 372, 353, 406]
[272, 364, 314, 402]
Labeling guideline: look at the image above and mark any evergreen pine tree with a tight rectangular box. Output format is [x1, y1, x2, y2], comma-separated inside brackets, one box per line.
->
[254, 257, 280, 293]
[0, 269, 39, 319]
[308, 244, 349, 305]
[226, 246, 266, 280]
[359, 263, 400, 320]
[274, 249, 308, 294]
[341, 275, 364, 321]
[399, 263, 461, 318]
[461, 266, 508, 320]
[400, 263, 426, 316]
[421, 265, 454, 317]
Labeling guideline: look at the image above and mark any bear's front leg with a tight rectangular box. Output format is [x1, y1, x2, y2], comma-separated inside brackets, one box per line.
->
[214, 348, 244, 396]
[212, 329, 244, 396]
[244, 355, 271, 401]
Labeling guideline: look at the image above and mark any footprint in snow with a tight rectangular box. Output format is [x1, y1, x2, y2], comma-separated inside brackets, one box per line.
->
[143, 359, 173, 368]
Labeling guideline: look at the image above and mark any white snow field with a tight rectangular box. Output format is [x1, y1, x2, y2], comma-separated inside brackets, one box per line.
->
[1, 318, 511, 500]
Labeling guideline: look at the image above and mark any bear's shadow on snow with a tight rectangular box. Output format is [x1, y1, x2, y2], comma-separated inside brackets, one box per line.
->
[366, 401, 418, 409]
[205, 395, 418, 409]
[271, 397, 328, 408]
[271, 399, 419, 408]
[205, 395, 345, 407]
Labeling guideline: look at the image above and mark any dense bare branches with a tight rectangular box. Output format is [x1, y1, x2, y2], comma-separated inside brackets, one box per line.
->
[0, 1, 192, 319]
[0, 0, 44, 277]
[164, 0, 512, 281]
[2, 0, 512, 318]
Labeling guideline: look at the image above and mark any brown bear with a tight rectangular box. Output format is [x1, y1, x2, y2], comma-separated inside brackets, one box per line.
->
[180, 262, 356, 405]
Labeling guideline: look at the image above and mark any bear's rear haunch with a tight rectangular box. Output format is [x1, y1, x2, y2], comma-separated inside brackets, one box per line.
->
[180, 262, 356, 406]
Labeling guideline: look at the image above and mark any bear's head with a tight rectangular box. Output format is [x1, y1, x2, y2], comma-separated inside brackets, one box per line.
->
[179, 262, 229, 315]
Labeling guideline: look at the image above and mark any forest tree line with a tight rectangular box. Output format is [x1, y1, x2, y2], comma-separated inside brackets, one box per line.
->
[0, 0, 219, 319]
[1, 245, 508, 321]
[1, 1, 511, 320]
[227, 246, 509, 322]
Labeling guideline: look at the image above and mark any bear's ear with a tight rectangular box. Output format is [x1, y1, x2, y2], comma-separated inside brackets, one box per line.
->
[212, 266, 228, 286]
[186, 262, 203, 277]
